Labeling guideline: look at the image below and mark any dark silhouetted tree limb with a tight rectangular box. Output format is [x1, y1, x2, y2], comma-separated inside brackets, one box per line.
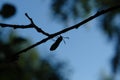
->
[25, 13, 50, 36]
[0, 5, 120, 62]
[0, 13, 50, 36]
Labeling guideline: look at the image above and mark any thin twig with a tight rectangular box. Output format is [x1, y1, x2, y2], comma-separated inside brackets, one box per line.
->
[0, 13, 50, 36]
[25, 13, 50, 36]
[2, 5, 120, 62]
[0, 23, 32, 29]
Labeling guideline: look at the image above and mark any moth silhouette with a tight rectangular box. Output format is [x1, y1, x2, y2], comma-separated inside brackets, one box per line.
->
[50, 36, 63, 51]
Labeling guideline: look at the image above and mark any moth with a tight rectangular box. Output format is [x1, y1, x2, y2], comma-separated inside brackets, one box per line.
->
[50, 36, 63, 51]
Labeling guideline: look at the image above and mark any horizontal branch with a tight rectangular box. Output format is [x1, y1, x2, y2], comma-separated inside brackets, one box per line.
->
[0, 13, 50, 36]
[4, 5, 120, 62]
[0, 23, 32, 29]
